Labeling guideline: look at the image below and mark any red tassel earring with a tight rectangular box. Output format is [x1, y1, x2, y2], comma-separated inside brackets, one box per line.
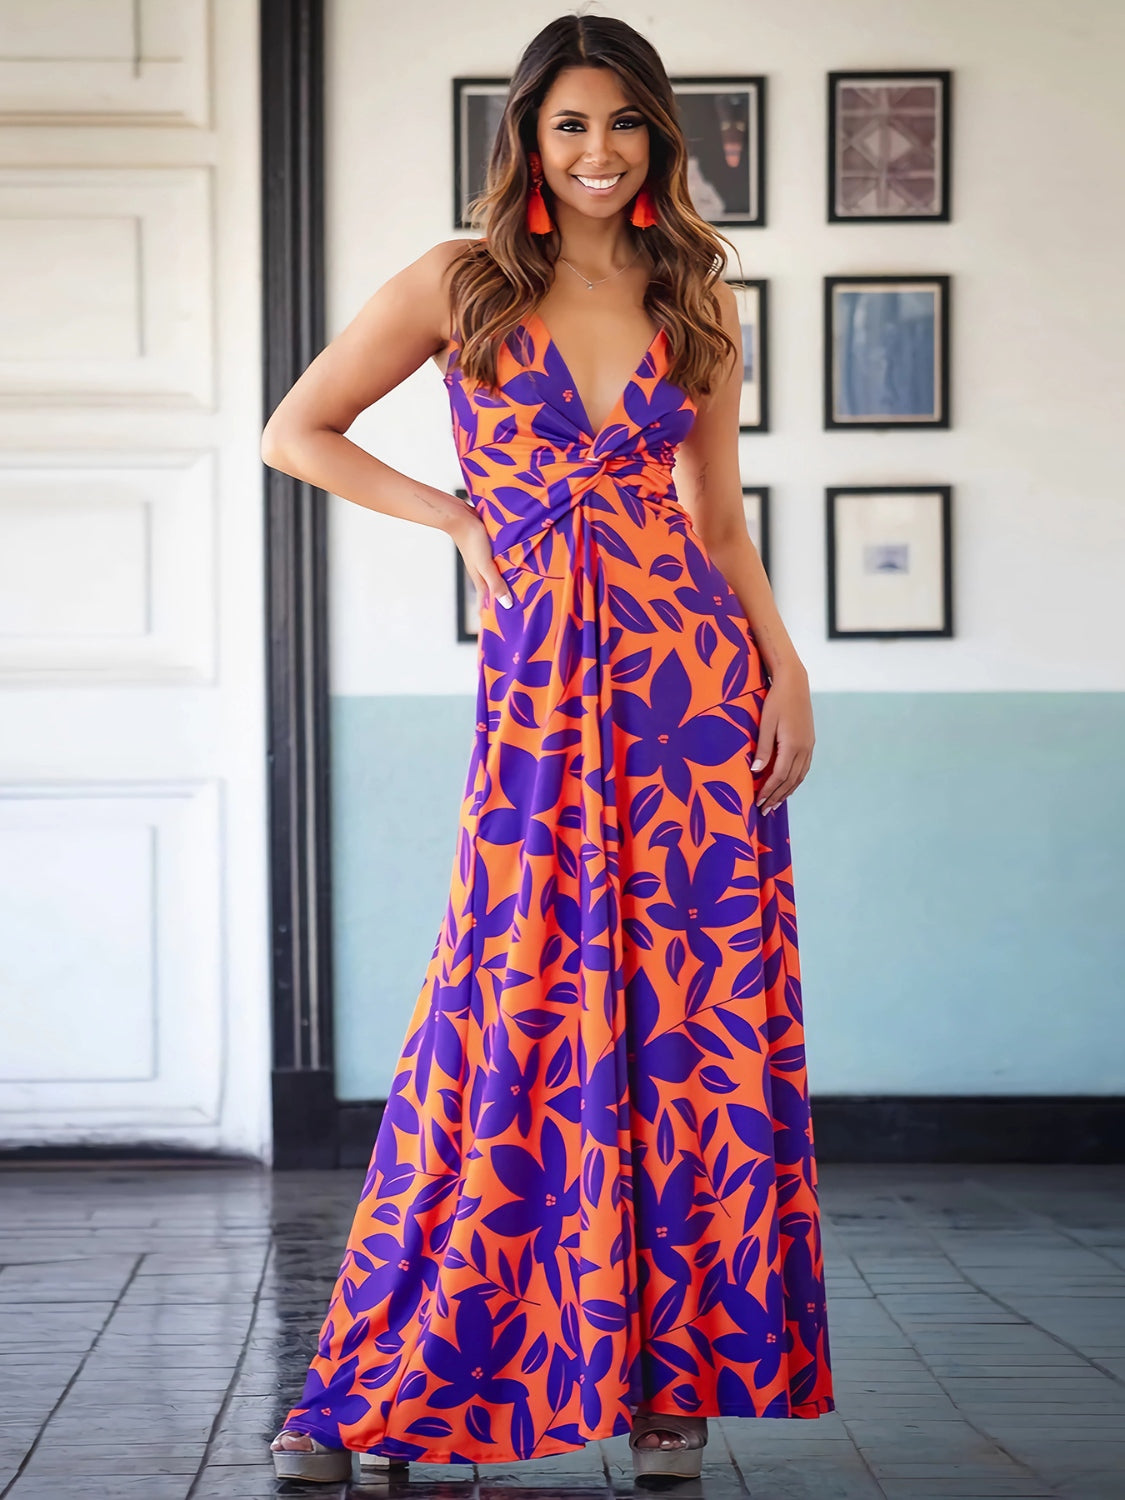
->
[526, 150, 554, 234]
[629, 182, 658, 228]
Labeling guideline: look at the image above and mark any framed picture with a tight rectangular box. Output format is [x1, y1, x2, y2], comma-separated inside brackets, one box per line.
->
[725, 278, 769, 431]
[453, 78, 509, 228]
[742, 486, 771, 578]
[824, 274, 950, 429]
[828, 70, 951, 222]
[669, 76, 767, 226]
[826, 485, 952, 638]
[453, 488, 479, 640]
[453, 75, 766, 228]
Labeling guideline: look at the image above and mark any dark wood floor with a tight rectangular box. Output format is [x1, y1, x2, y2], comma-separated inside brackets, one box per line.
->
[0, 1163, 1123, 1500]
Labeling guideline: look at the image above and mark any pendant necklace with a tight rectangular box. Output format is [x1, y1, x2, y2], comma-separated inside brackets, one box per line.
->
[558, 246, 642, 291]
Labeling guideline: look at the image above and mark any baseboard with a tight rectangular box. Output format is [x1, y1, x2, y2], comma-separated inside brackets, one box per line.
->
[3, 1094, 1120, 1169]
[808, 1094, 1125, 1163]
[334, 1095, 1125, 1168]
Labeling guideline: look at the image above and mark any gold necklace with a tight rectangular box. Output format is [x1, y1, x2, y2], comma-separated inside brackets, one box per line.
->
[557, 246, 642, 291]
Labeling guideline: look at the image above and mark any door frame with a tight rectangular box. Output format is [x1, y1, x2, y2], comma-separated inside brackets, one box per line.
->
[261, 0, 337, 1168]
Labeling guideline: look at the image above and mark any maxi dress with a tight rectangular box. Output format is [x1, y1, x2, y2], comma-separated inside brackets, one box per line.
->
[283, 310, 835, 1464]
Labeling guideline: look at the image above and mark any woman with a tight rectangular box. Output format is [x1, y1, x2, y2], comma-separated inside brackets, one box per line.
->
[264, 12, 834, 1486]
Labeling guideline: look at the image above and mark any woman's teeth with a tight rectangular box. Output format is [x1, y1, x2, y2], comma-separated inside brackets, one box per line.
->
[575, 173, 624, 189]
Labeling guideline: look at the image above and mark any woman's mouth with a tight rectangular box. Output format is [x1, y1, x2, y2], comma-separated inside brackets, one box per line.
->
[572, 172, 625, 196]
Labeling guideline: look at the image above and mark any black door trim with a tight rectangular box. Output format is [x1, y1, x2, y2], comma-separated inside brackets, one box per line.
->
[261, 0, 337, 1168]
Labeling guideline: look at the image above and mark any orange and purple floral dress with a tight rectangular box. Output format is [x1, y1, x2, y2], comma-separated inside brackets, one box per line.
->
[283, 310, 835, 1463]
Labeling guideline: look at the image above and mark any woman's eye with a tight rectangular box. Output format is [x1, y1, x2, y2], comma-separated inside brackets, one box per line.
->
[557, 117, 645, 131]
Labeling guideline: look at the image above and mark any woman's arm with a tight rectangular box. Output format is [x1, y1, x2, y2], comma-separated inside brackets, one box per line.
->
[261, 238, 513, 608]
[672, 279, 815, 815]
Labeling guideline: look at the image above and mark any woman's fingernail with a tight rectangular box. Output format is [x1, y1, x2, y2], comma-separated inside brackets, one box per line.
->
[498, 594, 513, 608]
[751, 759, 764, 772]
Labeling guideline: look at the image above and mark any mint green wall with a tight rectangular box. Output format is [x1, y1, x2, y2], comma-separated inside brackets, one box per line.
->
[330, 694, 1125, 1102]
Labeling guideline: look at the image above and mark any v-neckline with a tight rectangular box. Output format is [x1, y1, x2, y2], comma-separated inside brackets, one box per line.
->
[526, 309, 664, 442]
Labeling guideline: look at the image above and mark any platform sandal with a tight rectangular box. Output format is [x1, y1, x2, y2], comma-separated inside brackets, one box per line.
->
[629, 1411, 708, 1484]
[357, 1450, 411, 1482]
[269, 1429, 352, 1483]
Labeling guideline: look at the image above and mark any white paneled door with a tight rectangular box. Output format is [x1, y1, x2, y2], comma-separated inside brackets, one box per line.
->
[0, 1, 271, 1156]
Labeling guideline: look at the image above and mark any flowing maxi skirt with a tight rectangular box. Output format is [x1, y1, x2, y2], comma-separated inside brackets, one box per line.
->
[282, 314, 835, 1462]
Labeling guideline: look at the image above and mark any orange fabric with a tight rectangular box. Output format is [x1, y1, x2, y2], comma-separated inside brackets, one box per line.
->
[284, 312, 834, 1464]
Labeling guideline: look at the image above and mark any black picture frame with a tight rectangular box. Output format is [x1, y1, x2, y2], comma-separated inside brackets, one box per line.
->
[824, 274, 951, 430]
[826, 484, 953, 639]
[453, 78, 510, 229]
[452, 75, 767, 229]
[725, 278, 769, 432]
[453, 488, 479, 641]
[669, 76, 767, 226]
[827, 69, 952, 223]
[742, 485, 771, 579]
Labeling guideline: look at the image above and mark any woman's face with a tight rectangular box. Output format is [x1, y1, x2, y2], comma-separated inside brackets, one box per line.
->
[535, 65, 650, 221]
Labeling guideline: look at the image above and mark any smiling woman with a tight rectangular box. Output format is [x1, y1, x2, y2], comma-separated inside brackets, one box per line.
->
[262, 10, 831, 1486]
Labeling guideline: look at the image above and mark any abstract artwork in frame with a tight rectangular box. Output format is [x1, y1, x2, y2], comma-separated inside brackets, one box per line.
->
[670, 77, 766, 226]
[826, 485, 952, 639]
[726, 279, 769, 432]
[828, 70, 951, 222]
[453, 79, 509, 228]
[825, 274, 950, 429]
[453, 488, 480, 641]
[742, 486, 771, 580]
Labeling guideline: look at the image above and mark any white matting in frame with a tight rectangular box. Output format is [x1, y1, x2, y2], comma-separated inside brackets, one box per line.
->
[453, 487, 480, 640]
[827, 485, 952, 638]
[726, 278, 769, 432]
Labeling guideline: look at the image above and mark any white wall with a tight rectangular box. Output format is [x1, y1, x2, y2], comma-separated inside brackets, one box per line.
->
[326, 0, 1125, 697]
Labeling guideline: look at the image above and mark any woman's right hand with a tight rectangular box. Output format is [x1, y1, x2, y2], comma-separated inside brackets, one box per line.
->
[450, 508, 513, 609]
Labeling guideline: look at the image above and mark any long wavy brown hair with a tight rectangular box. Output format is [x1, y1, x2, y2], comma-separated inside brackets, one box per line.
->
[448, 13, 745, 401]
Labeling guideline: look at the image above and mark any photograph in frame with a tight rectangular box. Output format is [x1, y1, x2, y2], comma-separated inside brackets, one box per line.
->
[742, 485, 771, 579]
[828, 70, 952, 222]
[726, 279, 769, 432]
[668, 77, 767, 225]
[826, 485, 952, 638]
[454, 79, 509, 227]
[455, 76, 766, 229]
[453, 487, 480, 640]
[825, 275, 950, 429]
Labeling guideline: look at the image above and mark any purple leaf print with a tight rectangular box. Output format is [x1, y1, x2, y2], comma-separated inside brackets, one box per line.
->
[651, 552, 684, 581]
[282, 299, 833, 1467]
[607, 584, 656, 633]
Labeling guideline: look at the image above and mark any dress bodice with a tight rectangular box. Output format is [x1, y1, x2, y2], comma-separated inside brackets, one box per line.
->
[443, 314, 697, 578]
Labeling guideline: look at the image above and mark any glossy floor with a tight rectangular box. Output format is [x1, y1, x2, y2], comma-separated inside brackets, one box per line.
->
[0, 1163, 1123, 1500]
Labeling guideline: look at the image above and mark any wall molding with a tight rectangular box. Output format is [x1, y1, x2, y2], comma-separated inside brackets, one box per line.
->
[260, 0, 337, 1168]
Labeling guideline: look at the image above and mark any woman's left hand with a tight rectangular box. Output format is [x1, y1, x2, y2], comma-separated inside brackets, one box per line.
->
[751, 663, 815, 816]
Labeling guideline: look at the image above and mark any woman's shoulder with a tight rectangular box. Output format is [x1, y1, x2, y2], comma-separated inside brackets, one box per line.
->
[389, 238, 489, 351]
[418, 237, 489, 309]
[421, 235, 489, 277]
